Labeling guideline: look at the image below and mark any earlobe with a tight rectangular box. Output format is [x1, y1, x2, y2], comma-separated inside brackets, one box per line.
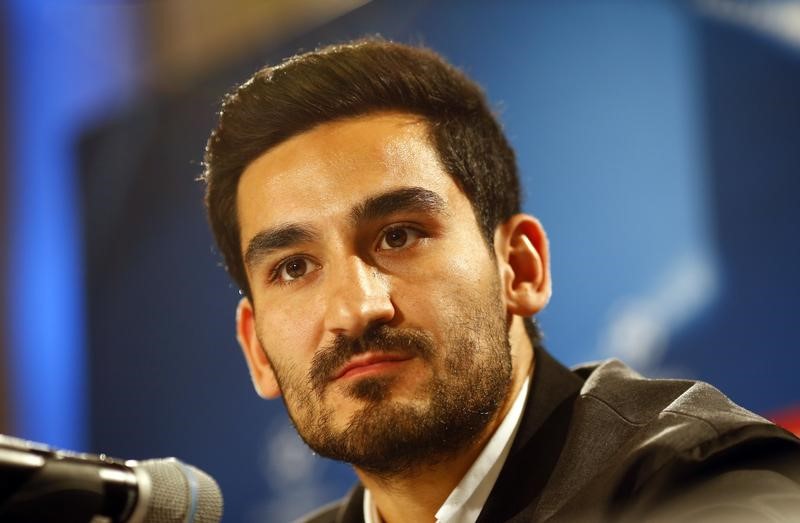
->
[494, 214, 552, 316]
[236, 297, 282, 399]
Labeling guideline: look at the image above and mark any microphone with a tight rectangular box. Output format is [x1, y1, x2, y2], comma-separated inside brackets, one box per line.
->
[0, 434, 223, 523]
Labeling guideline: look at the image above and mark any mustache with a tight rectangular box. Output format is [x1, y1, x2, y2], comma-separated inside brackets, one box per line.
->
[309, 325, 435, 393]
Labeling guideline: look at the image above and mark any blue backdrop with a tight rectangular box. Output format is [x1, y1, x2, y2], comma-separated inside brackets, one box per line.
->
[5, 1, 799, 521]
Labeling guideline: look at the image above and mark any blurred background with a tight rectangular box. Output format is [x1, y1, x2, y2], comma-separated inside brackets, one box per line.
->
[1, 0, 799, 521]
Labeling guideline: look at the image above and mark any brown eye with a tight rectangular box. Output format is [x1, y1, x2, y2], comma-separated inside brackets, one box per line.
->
[378, 226, 422, 251]
[385, 228, 408, 248]
[280, 258, 308, 281]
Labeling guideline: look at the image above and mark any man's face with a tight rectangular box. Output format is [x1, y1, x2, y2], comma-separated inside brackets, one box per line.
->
[235, 113, 515, 474]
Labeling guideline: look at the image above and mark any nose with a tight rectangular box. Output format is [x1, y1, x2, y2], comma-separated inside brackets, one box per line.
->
[324, 255, 395, 337]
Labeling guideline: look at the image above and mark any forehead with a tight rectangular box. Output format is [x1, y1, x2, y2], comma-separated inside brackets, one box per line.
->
[236, 113, 467, 242]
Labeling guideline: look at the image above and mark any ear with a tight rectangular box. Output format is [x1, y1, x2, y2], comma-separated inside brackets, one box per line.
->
[493, 214, 552, 316]
[236, 297, 281, 399]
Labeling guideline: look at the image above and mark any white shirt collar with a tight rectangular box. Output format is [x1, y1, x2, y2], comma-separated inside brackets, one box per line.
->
[363, 375, 531, 523]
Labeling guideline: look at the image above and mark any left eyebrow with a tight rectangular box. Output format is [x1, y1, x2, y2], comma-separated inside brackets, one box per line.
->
[349, 187, 447, 225]
[243, 223, 319, 269]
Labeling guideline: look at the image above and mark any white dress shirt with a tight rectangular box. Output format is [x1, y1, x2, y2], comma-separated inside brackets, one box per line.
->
[363, 375, 531, 523]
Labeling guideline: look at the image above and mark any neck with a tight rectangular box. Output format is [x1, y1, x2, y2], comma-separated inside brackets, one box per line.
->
[357, 319, 534, 523]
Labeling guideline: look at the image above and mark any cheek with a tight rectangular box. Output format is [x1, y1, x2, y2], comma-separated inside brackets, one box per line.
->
[398, 247, 496, 320]
[255, 299, 325, 362]
[421, 238, 496, 291]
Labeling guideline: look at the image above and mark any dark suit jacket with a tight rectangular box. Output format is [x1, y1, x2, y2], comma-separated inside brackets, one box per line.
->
[300, 346, 800, 522]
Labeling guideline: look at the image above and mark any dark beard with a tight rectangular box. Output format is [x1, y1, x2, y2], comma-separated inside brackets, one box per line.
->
[272, 292, 512, 478]
[308, 324, 437, 400]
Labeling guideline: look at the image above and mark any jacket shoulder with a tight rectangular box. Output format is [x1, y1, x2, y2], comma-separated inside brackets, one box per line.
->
[538, 359, 800, 520]
[575, 358, 772, 435]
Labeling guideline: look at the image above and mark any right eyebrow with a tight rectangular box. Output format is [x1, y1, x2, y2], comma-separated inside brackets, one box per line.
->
[348, 186, 447, 226]
[243, 223, 319, 269]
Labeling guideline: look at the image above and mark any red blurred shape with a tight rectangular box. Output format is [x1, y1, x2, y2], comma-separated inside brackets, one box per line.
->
[768, 405, 800, 437]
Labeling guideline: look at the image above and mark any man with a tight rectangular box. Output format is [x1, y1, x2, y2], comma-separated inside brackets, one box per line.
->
[202, 39, 800, 522]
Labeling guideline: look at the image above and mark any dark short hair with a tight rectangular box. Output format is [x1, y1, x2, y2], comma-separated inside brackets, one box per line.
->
[202, 37, 542, 344]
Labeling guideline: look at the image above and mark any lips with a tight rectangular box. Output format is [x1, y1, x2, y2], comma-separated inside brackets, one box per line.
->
[332, 352, 413, 381]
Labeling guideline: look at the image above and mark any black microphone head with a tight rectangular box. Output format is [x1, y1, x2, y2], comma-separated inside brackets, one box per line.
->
[129, 458, 223, 523]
